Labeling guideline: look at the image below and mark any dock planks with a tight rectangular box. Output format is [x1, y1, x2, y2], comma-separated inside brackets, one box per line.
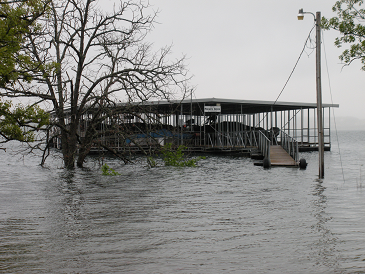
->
[270, 145, 297, 167]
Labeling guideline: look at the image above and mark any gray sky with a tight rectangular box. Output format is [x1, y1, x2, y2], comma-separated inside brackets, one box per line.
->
[105, 0, 365, 129]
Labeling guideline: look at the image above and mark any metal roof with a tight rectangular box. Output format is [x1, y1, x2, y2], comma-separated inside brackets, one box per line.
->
[143, 98, 339, 115]
[56, 98, 339, 116]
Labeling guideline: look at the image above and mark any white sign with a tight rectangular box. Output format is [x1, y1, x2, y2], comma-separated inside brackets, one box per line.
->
[204, 106, 221, 113]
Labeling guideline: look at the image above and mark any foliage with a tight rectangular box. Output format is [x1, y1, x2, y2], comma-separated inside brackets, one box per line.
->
[0, 0, 49, 86]
[161, 143, 205, 167]
[0, 100, 49, 142]
[147, 156, 157, 168]
[322, 0, 365, 70]
[0, 1, 51, 150]
[101, 163, 120, 176]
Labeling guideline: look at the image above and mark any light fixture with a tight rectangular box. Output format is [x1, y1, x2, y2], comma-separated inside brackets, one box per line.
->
[297, 8, 304, 20]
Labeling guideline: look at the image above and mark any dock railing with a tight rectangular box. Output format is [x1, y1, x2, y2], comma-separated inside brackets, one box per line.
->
[204, 130, 262, 148]
[258, 130, 271, 160]
[79, 128, 298, 158]
[280, 130, 299, 162]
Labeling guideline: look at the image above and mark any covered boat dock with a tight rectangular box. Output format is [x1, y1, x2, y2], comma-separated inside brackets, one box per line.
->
[53, 97, 339, 166]
[127, 97, 338, 150]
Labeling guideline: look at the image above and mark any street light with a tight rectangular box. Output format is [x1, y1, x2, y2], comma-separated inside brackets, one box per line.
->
[297, 9, 305, 20]
[298, 8, 324, 179]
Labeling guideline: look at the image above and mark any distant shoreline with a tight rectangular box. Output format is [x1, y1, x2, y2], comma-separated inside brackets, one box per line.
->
[331, 116, 365, 131]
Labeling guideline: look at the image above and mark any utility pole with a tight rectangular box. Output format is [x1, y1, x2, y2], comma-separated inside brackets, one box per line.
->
[316, 11, 324, 179]
[298, 9, 324, 178]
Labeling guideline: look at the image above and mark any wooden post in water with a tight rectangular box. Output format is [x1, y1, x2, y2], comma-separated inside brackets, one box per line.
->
[298, 8, 324, 178]
[316, 11, 324, 179]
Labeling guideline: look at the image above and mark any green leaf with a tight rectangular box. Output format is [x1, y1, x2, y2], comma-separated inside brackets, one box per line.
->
[101, 163, 120, 176]
[161, 143, 204, 167]
[0, 0, 50, 86]
[323, 0, 365, 69]
[0, 99, 49, 142]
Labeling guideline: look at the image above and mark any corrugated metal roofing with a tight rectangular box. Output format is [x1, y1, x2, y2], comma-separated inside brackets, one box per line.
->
[140, 97, 339, 115]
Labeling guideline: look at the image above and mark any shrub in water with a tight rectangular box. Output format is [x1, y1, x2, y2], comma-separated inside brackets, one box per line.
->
[161, 143, 205, 167]
[101, 163, 120, 176]
[147, 156, 157, 168]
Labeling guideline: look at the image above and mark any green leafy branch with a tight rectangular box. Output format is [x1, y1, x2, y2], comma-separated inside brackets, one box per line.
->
[322, 0, 365, 70]
[0, 100, 49, 142]
[0, 0, 51, 86]
[161, 143, 205, 167]
[101, 163, 120, 176]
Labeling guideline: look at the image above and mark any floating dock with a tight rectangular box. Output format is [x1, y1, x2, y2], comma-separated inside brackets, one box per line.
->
[270, 145, 297, 167]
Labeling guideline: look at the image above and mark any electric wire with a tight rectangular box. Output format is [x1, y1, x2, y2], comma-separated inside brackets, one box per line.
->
[192, 25, 316, 131]
[273, 24, 316, 105]
[255, 24, 316, 128]
[322, 30, 346, 184]
[190, 25, 320, 149]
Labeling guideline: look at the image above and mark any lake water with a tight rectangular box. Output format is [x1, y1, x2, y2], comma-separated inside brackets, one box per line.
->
[1, 131, 365, 273]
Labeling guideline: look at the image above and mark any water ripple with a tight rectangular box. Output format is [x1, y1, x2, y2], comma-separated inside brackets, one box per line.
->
[1, 132, 365, 273]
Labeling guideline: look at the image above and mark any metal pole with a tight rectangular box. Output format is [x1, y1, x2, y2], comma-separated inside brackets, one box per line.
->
[180, 104, 183, 146]
[204, 103, 206, 147]
[316, 11, 324, 178]
[190, 89, 193, 130]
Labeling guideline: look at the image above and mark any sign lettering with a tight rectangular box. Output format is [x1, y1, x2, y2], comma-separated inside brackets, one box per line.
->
[204, 106, 221, 113]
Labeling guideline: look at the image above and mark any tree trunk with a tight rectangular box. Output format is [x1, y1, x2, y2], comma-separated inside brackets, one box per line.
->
[61, 139, 75, 168]
[76, 124, 97, 168]
[60, 127, 78, 169]
[77, 144, 91, 168]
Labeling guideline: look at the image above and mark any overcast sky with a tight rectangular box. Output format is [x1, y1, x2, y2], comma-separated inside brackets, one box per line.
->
[104, 0, 365, 129]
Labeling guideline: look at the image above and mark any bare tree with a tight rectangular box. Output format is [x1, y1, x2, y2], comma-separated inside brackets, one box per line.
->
[0, 0, 190, 168]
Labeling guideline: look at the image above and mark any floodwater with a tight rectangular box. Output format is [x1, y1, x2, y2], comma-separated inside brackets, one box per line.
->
[1, 131, 365, 273]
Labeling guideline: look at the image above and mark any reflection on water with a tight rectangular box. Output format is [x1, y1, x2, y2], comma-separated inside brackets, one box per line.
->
[311, 180, 339, 270]
[1, 131, 365, 273]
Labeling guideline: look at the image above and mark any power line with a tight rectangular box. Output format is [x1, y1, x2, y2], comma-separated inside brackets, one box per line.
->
[273, 24, 316, 104]
[322, 29, 346, 184]
[255, 24, 316, 128]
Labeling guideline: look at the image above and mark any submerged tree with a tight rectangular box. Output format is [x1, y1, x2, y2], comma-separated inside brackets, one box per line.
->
[322, 0, 365, 70]
[0, 0, 190, 168]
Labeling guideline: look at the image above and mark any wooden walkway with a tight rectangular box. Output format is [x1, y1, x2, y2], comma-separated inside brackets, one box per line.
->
[270, 145, 297, 167]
